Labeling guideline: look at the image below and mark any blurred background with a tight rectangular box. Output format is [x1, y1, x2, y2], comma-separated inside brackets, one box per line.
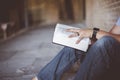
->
[0, 0, 120, 39]
[0, 0, 120, 80]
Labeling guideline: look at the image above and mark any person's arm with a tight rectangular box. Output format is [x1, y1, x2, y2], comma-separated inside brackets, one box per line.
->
[96, 28, 120, 41]
[66, 18, 120, 43]
[97, 18, 120, 41]
[66, 28, 120, 44]
[110, 17, 120, 34]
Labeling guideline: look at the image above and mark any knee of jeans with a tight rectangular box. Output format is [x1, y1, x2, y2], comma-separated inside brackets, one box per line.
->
[60, 46, 74, 56]
[63, 46, 76, 58]
[94, 36, 117, 48]
[64, 46, 73, 49]
[64, 46, 74, 52]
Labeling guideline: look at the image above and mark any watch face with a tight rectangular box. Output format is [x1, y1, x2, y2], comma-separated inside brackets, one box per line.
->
[94, 28, 100, 31]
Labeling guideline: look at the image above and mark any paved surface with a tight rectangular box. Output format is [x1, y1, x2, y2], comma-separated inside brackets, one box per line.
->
[0, 24, 63, 80]
[0, 23, 85, 80]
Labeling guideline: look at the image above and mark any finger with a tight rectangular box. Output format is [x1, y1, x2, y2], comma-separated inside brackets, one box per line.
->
[68, 33, 79, 38]
[76, 37, 83, 44]
[66, 28, 80, 33]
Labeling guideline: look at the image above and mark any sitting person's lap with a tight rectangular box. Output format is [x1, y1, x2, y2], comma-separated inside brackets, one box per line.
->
[35, 36, 120, 80]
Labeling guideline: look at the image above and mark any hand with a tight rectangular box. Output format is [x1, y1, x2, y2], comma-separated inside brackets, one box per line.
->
[66, 28, 93, 44]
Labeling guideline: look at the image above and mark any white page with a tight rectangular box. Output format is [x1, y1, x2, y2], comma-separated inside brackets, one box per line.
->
[53, 23, 90, 52]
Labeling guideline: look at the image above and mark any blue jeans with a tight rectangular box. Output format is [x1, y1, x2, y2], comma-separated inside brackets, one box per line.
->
[37, 36, 120, 80]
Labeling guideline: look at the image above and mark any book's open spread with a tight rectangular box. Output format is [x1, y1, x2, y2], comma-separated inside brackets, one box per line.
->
[53, 23, 90, 52]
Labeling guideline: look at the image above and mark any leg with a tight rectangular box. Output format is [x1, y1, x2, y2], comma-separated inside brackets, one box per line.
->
[74, 36, 120, 80]
[37, 47, 85, 80]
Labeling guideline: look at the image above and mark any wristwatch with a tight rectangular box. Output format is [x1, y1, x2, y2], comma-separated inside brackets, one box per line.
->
[92, 28, 100, 41]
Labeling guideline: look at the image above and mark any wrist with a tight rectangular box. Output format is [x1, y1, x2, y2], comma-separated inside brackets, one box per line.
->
[91, 28, 100, 40]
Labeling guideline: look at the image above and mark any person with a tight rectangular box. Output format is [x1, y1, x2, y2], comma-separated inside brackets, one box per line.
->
[32, 17, 120, 80]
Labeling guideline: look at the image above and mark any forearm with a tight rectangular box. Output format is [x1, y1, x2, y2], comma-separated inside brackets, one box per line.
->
[96, 30, 120, 42]
[66, 27, 120, 43]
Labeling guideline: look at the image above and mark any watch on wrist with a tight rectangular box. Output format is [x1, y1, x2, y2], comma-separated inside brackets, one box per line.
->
[91, 28, 100, 41]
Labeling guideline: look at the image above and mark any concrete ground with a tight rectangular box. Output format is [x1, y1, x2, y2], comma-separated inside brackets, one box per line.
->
[0, 23, 85, 80]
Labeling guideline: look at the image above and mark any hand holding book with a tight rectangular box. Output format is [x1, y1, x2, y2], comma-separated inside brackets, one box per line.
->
[66, 28, 93, 44]
[53, 24, 91, 52]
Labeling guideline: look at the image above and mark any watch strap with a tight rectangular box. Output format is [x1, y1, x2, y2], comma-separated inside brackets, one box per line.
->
[92, 28, 100, 41]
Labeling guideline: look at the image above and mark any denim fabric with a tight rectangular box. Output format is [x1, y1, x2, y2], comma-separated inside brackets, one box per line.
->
[37, 47, 85, 80]
[74, 36, 120, 80]
[37, 36, 120, 80]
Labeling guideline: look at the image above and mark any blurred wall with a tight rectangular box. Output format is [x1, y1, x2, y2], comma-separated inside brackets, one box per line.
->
[86, 0, 120, 31]
[27, 0, 85, 26]
[27, 0, 59, 25]
[72, 0, 85, 22]
[0, 0, 25, 39]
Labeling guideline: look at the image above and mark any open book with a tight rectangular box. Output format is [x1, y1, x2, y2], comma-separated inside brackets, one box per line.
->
[53, 23, 91, 52]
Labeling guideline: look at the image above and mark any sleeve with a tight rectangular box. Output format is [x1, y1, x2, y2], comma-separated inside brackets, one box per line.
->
[116, 17, 120, 26]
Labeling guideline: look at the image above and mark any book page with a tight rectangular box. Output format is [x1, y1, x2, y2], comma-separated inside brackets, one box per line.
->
[53, 23, 90, 52]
